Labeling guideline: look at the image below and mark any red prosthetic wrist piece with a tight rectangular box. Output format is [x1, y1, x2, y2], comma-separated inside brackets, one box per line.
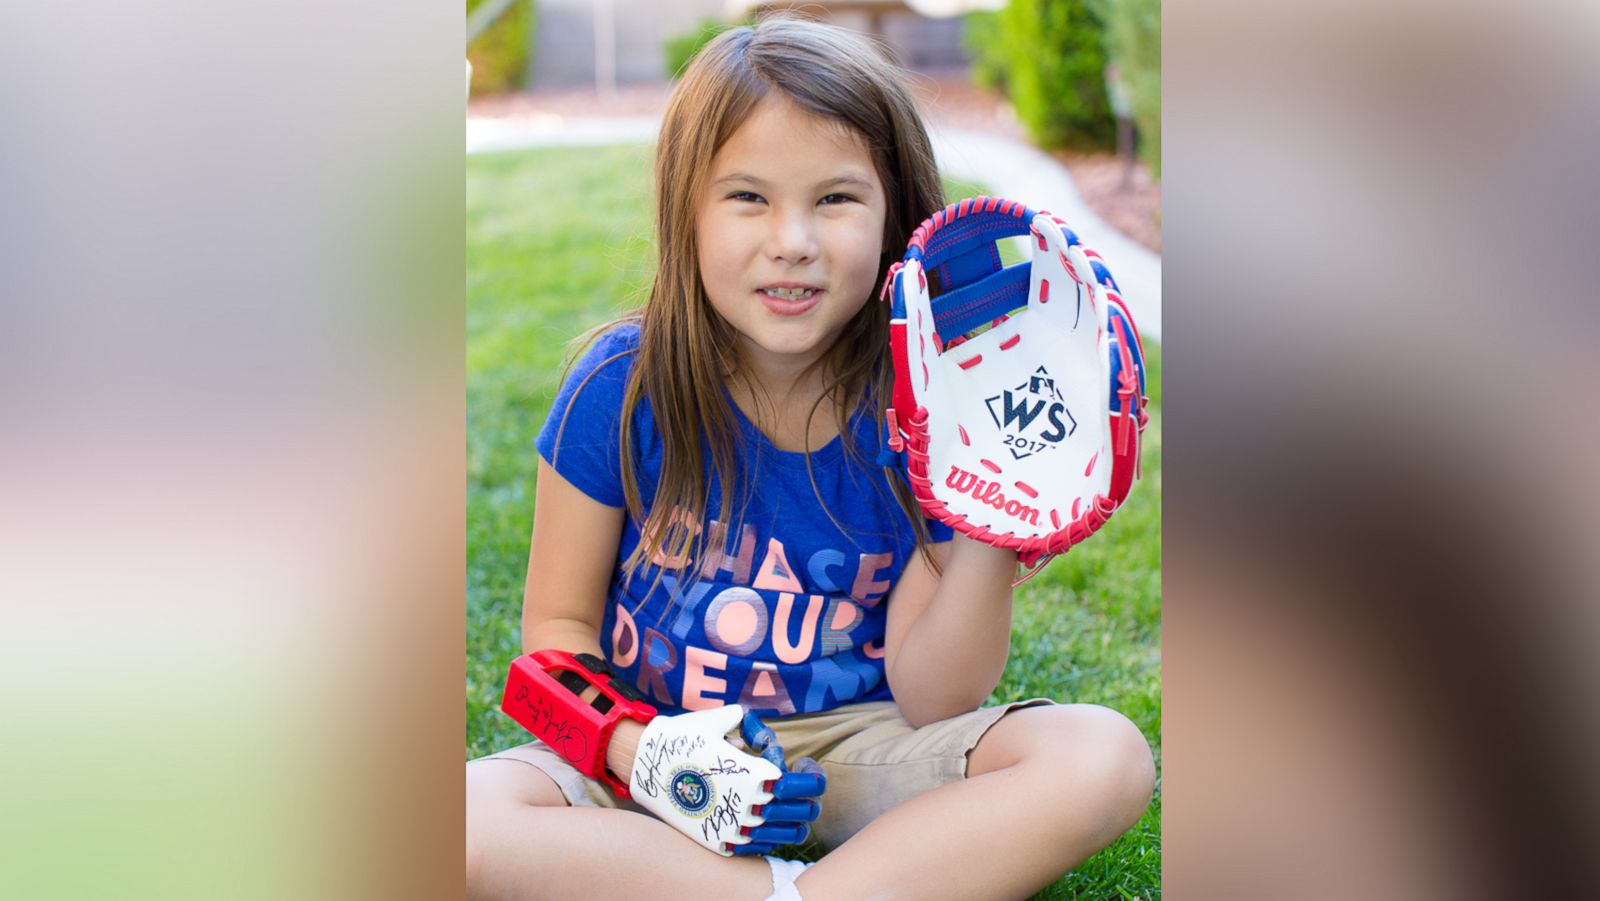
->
[501, 649, 657, 798]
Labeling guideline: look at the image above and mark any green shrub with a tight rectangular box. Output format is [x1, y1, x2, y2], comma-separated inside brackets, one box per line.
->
[663, 17, 750, 80]
[1088, 0, 1160, 177]
[467, 0, 534, 96]
[964, 0, 1115, 153]
[963, 10, 1008, 92]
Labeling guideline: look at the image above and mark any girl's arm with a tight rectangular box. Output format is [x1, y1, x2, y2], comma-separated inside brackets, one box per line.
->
[882, 534, 1019, 728]
[520, 458, 645, 776]
[521, 459, 623, 655]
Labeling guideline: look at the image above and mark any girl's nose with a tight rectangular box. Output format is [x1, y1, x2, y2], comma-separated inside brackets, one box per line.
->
[765, 209, 819, 266]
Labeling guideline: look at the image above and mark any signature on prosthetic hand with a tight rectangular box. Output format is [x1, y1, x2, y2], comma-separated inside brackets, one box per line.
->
[635, 733, 706, 798]
[707, 757, 750, 776]
[700, 787, 744, 843]
[512, 686, 590, 763]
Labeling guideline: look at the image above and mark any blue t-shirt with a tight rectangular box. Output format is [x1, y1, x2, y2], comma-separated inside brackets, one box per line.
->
[535, 324, 951, 717]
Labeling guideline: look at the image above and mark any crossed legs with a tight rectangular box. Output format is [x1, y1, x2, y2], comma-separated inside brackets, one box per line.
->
[466, 704, 1155, 901]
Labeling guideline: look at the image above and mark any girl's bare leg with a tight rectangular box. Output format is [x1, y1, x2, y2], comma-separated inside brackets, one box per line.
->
[465, 760, 774, 901]
[794, 704, 1155, 901]
[466, 703, 1153, 901]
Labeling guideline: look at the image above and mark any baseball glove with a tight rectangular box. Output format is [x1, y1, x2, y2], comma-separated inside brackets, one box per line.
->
[881, 196, 1148, 579]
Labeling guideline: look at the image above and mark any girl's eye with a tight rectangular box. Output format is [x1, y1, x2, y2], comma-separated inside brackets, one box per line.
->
[819, 193, 857, 205]
[728, 191, 765, 203]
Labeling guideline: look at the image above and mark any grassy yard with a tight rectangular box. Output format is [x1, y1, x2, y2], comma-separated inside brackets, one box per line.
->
[468, 144, 1162, 900]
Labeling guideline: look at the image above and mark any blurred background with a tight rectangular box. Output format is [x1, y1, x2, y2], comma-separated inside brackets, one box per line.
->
[3, 0, 1599, 898]
[467, 0, 1161, 252]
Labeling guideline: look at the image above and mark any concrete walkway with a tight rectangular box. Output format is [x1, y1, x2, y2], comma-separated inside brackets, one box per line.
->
[467, 116, 1162, 341]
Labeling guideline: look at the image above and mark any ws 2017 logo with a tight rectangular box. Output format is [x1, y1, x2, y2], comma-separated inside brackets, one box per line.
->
[985, 365, 1075, 460]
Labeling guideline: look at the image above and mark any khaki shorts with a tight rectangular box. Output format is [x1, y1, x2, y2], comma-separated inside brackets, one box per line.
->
[473, 698, 1052, 852]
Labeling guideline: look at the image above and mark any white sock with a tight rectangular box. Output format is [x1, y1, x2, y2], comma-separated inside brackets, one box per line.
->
[763, 855, 812, 901]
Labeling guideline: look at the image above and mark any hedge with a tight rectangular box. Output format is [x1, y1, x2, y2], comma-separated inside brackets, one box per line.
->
[966, 0, 1115, 153]
[467, 0, 534, 96]
[1088, 0, 1161, 176]
[662, 16, 751, 80]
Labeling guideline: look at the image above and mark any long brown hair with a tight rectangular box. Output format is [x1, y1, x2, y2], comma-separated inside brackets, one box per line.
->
[561, 15, 945, 591]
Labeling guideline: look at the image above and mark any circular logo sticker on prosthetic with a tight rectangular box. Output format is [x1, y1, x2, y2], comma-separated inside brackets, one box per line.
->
[667, 766, 714, 817]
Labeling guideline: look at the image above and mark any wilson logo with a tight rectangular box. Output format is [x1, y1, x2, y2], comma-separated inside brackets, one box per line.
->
[985, 366, 1075, 460]
[946, 466, 1041, 525]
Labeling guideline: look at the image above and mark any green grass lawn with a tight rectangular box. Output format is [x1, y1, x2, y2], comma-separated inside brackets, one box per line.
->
[469, 145, 1162, 900]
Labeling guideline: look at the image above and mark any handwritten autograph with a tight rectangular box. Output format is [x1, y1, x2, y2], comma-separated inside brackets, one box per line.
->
[634, 733, 706, 798]
[707, 757, 750, 776]
[700, 787, 744, 842]
[512, 686, 590, 763]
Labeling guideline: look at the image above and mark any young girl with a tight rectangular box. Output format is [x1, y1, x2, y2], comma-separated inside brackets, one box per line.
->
[467, 17, 1154, 901]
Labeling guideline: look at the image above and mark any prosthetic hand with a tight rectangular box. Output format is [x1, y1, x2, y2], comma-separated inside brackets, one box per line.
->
[502, 650, 825, 856]
[630, 704, 826, 856]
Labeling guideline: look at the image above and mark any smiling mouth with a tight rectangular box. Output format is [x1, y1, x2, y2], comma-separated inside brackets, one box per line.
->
[756, 287, 824, 317]
[759, 287, 821, 301]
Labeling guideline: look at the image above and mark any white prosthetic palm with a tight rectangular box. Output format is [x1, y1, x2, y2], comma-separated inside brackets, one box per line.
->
[628, 704, 823, 856]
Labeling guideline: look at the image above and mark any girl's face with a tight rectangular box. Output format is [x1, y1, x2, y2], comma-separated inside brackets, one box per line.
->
[697, 95, 888, 380]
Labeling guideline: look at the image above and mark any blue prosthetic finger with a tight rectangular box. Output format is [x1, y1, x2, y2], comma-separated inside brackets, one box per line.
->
[746, 822, 809, 846]
[757, 799, 820, 823]
[769, 769, 826, 800]
[740, 710, 778, 750]
[740, 711, 789, 769]
[730, 841, 780, 857]
[769, 758, 826, 800]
